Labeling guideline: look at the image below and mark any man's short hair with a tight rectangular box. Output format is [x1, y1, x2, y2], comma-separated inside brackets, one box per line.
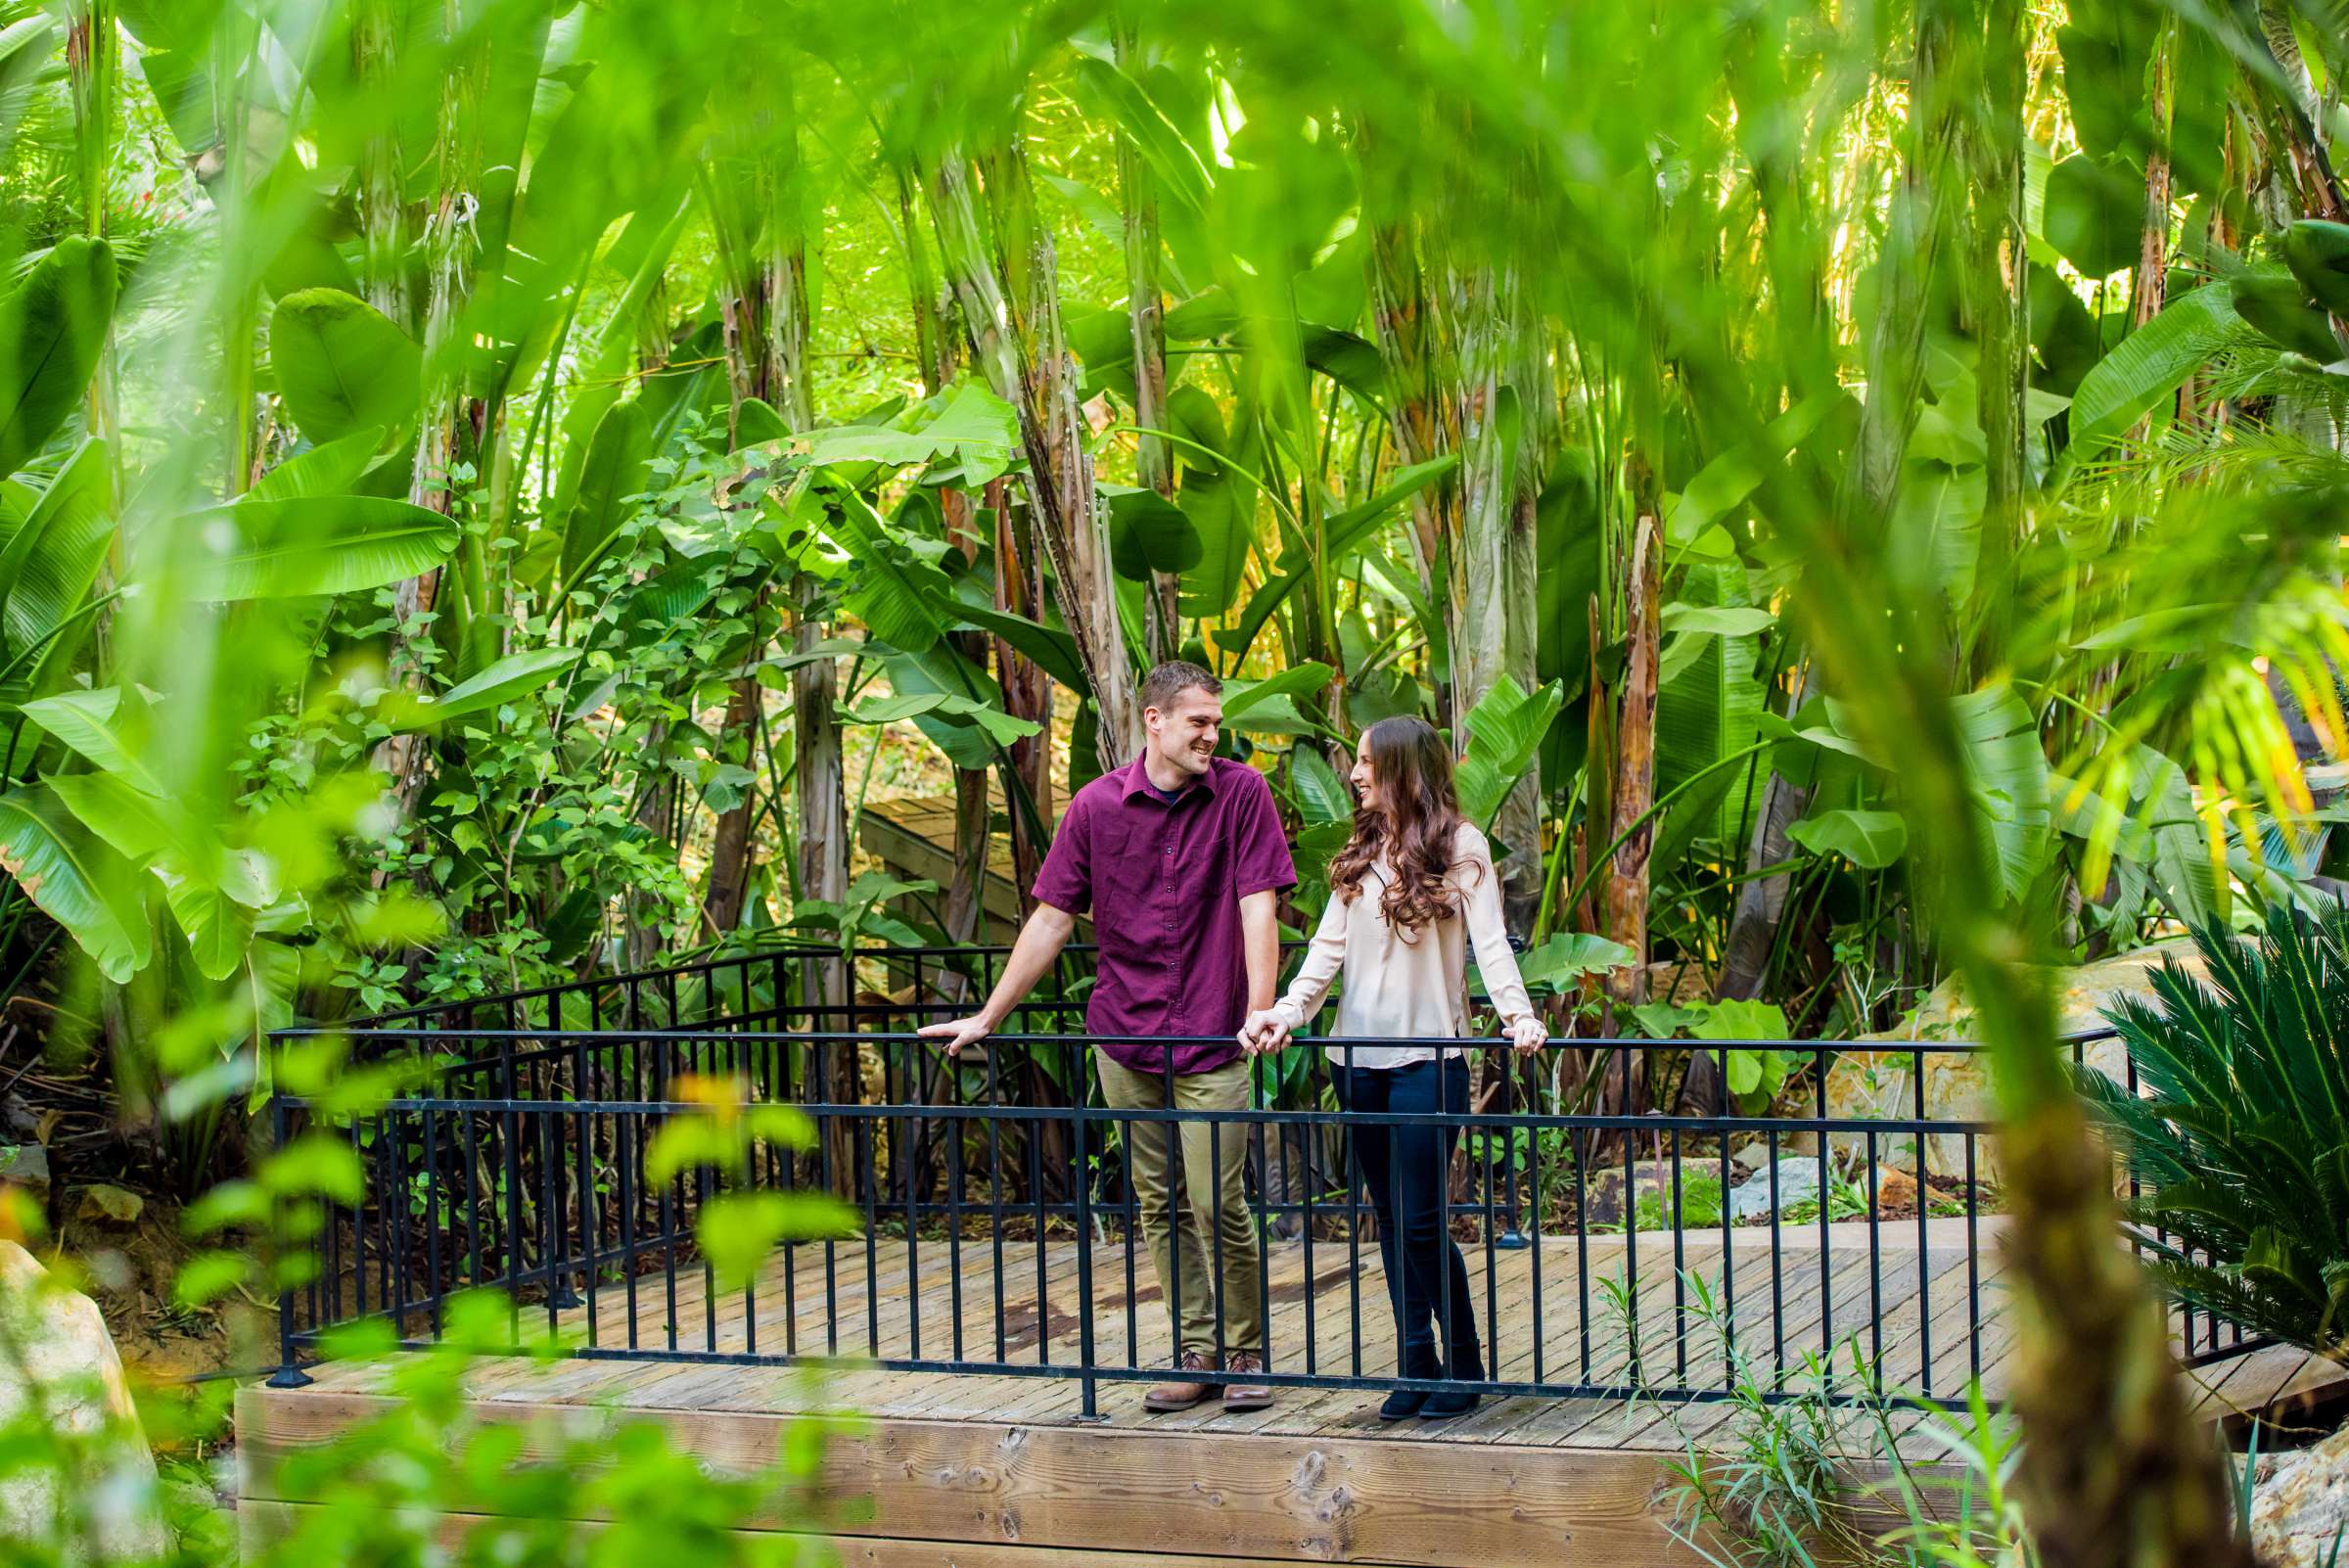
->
[1139, 660, 1221, 715]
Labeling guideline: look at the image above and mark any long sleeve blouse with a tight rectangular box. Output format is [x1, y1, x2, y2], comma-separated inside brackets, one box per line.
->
[1267, 822, 1539, 1070]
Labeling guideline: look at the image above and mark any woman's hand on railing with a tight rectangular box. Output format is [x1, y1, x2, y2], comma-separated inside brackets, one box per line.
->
[1508, 1016, 1550, 1055]
[1238, 1008, 1291, 1056]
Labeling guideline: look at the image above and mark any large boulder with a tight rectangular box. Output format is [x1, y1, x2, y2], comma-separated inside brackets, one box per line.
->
[2253, 1422, 2349, 1568]
[0, 1240, 170, 1565]
[1822, 938, 2208, 1181]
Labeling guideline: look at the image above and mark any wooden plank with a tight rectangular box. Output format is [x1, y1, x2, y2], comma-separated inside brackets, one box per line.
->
[239, 1388, 1708, 1568]
[242, 1499, 1456, 1568]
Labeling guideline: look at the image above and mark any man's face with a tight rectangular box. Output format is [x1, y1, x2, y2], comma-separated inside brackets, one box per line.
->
[1147, 686, 1221, 777]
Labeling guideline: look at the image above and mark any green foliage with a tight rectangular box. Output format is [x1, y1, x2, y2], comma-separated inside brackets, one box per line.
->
[2081, 905, 2349, 1356]
[266, 290, 422, 446]
[0, 237, 115, 476]
[1454, 673, 1563, 833]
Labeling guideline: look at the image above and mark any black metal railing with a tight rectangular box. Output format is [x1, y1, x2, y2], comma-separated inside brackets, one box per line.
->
[264, 943, 2259, 1414]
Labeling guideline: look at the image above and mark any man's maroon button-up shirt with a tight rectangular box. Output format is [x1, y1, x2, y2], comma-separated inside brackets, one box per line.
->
[1031, 753, 1299, 1075]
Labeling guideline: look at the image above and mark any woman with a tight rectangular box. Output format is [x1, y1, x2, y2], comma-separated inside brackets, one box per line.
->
[1239, 715, 1546, 1421]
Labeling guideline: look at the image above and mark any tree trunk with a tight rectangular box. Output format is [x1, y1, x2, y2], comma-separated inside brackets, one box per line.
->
[350, 0, 406, 325]
[928, 147, 1138, 773]
[704, 68, 833, 941]
[1114, 21, 1180, 661]
[1715, 666, 1816, 1004]
[901, 164, 994, 959]
[994, 481, 1053, 911]
[1366, 218, 1449, 622]
[1602, 516, 1660, 1017]
[1968, 0, 2029, 663]
[373, 6, 484, 832]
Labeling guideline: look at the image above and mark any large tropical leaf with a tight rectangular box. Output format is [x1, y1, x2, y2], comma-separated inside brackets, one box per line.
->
[267, 289, 423, 446]
[170, 496, 460, 600]
[1786, 807, 1909, 868]
[0, 438, 112, 668]
[1952, 683, 2052, 902]
[247, 428, 390, 503]
[561, 398, 651, 587]
[47, 769, 175, 863]
[2069, 281, 2240, 453]
[1290, 744, 1353, 825]
[1654, 564, 1767, 853]
[0, 237, 116, 478]
[0, 783, 151, 981]
[1455, 674, 1565, 831]
[19, 687, 161, 795]
[1515, 932, 1638, 992]
[1665, 392, 1846, 545]
[1221, 662, 1333, 726]
[943, 597, 1088, 689]
[1176, 466, 1250, 617]
[814, 484, 947, 655]
[378, 648, 581, 730]
[846, 690, 1039, 748]
[1107, 486, 1203, 579]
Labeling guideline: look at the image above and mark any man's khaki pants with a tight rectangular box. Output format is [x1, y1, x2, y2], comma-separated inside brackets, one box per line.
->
[1093, 1051, 1265, 1359]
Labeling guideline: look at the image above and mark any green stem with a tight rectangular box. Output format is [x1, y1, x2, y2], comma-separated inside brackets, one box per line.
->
[1539, 739, 1775, 939]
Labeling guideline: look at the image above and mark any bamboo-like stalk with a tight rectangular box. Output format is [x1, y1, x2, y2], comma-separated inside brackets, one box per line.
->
[1113, 18, 1180, 661]
[374, 0, 486, 829]
[927, 144, 1140, 772]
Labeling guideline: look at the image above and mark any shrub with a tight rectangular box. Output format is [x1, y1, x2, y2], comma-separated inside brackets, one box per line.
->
[2081, 903, 2349, 1357]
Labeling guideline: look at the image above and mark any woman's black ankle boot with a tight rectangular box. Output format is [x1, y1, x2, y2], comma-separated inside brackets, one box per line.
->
[1379, 1349, 1439, 1421]
[1420, 1387, 1481, 1419]
[1421, 1350, 1484, 1419]
[1378, 1386, 1429, 1421]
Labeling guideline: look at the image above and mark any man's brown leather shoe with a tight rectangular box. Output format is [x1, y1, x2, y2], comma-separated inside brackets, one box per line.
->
[1143, 1350, 1217, 1412]
[1221, 1351, 1272, 1411]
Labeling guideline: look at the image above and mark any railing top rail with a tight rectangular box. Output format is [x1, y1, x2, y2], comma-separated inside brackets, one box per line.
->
[270, 1025, 2124, 1049]
[329, 937, 1316, 1030]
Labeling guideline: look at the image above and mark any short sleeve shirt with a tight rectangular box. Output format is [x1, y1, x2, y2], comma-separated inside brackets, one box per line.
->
[1032, 754, 1298, 1074]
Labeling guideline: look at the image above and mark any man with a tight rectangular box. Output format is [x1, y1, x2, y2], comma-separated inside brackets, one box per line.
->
[918, 661, 1296, 1412]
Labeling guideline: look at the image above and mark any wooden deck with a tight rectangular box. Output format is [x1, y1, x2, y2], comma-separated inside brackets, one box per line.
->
[240, 1220, 2341, 1567]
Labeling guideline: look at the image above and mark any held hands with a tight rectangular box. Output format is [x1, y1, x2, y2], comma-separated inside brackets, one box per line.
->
[1508, 1015, 1551, 1056]
[1238, 1008, 1293, 1056]
[917, 1014, 994, 1058]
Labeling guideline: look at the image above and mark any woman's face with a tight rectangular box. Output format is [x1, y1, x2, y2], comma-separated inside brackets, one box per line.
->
[1351, 733, 1376, 811]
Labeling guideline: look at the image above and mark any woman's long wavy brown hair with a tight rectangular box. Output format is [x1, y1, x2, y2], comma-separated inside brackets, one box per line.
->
[1328, 715, 1475, 938]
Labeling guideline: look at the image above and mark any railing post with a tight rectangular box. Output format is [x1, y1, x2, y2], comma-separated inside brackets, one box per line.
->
[1073, 1061, 1101, 1421]
[265, 1092, 312, 1388]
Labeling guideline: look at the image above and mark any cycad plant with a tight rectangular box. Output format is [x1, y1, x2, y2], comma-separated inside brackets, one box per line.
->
[2081, 903, 2349, 1359]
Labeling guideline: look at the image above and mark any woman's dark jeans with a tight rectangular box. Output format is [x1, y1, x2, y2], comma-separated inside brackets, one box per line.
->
[1334, 1054, 1484, 1383]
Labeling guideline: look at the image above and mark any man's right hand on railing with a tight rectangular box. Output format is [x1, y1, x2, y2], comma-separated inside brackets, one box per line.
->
[918, 1013, 995, 1058]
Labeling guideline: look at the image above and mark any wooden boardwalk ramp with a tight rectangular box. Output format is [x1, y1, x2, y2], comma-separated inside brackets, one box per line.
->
[239, 1222, 2338, 1567]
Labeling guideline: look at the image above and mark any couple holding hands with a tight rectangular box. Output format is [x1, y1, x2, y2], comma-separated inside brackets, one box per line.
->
[919, 662, 1546, 1422]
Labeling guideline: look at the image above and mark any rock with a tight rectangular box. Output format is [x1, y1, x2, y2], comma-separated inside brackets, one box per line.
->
[73, 1184, 142, 1227]
[2253, 1422, 2349, 1567]
[0, 1144, 47, 1204]
[1823, 938, 2205, 1180]
[0, 1241, 171, 1564]
[1727, 1139, 1772, 1178]
[1726, 1156, 1821, 1221]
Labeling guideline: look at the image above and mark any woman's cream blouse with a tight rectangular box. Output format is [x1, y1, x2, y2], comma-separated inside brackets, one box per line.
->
[1267, 822, 1539, 1070]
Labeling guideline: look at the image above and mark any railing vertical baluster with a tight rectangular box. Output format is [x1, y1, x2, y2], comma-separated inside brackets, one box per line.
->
[1670, 1123, 1687, 1385]
[1913, 1044, 1931, 1399]
[425, 1105, 443, 1343]
[1719, 1038, 1734, 1391]
[267, 1094, 311, 1388]
[1075, 1039, 1099, 1419]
